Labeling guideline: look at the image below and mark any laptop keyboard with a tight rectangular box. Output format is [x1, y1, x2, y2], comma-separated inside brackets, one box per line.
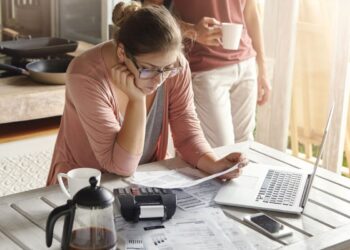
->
[255, 169, 302, 206]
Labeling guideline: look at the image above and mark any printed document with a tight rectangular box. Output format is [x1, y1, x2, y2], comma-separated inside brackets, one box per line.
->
[129, 164, 238, 189]
[173, 179, 222, 210]
[117, 207, 256, 250]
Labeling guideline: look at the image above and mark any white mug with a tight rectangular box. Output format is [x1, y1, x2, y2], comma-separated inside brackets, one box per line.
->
[57, 168, 101, 198]
[221, 22, 243, 50]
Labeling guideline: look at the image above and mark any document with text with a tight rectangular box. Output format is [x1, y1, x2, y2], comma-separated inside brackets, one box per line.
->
[129, 164, 239, 189]
[117, 207, 256, 250]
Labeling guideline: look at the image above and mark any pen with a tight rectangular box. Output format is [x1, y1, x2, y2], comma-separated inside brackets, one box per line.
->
[144, 225, 165, 231]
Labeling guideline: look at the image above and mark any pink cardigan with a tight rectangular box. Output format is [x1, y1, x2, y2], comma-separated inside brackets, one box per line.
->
[46, 42, 212, 185]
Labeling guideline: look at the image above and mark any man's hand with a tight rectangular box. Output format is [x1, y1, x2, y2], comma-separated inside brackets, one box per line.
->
[193, 17, 222, 46]
[257, 75, 271, 105]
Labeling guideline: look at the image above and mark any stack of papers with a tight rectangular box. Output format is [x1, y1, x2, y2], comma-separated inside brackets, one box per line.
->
[116, 207, 256, 250]
[117, 164, 257, 249]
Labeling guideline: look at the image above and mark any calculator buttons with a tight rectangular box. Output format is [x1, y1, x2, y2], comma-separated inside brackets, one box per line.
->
[131, 187, 140, 196]
[140, 187, 148, 194]
[118, 189, 125, 194]
[160, 189, 168, 194]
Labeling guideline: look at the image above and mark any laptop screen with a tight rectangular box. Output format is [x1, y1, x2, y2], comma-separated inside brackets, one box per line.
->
[301, 103, 334, 208]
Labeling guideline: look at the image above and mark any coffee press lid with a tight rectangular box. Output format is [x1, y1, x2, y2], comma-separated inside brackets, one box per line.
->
[73, 177, 114, 208]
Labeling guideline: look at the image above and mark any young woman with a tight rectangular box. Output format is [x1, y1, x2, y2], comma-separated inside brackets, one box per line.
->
[47, 2, 247, 185]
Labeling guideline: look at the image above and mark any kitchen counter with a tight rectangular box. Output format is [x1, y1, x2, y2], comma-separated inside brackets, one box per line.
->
[0, 76, 64, 123]
[0, 41, 94, 124]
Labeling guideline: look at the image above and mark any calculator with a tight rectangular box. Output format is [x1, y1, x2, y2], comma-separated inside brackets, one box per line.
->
[114, 186, 176, 222]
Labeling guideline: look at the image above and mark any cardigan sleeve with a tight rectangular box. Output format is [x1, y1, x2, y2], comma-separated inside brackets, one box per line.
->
[66, 73, 141, 175]
[168, 59, 213, 166]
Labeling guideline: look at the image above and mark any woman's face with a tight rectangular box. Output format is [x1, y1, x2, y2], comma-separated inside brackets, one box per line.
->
[125, 49, 180, 95]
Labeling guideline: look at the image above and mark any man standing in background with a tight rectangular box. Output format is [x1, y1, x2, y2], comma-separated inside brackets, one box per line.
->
[144, 0, 270, 147]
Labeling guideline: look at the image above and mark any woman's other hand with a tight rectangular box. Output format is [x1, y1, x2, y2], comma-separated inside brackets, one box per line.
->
[197, 152, 248, 180]
[111, 64, 146, 102]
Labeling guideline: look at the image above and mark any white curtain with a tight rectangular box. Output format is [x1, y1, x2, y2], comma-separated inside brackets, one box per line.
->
[255, 0, 350, 173]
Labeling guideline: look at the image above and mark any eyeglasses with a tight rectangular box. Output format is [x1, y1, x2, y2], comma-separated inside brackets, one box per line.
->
[126, 51, 182, 80]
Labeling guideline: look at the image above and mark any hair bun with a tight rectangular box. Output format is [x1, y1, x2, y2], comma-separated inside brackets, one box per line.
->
[112, 1, 141, 28]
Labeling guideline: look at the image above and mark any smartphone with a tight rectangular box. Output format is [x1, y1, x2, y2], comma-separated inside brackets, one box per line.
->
[243, 213, 293, 239]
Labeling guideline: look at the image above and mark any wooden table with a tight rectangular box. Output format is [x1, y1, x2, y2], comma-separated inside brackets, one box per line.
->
[1, 142, 350, 250]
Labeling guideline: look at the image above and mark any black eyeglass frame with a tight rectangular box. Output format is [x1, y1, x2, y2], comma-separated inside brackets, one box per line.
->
[125, 50, 182, 80]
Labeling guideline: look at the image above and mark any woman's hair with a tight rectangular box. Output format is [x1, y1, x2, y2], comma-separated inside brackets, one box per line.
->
[112, 1, 182, 56]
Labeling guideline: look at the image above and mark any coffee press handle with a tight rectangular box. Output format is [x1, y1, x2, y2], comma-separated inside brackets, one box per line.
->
[46, 200, 75, 248]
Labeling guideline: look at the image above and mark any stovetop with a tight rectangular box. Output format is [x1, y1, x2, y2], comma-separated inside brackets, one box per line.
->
[0, 53, 74, 78]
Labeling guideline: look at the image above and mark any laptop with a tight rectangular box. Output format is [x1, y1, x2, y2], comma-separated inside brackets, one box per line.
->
[214, 104, 334, 214]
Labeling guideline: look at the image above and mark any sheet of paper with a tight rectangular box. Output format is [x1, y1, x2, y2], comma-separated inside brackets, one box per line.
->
[118, 209, 234, 250]
[173, 189, 207, 210]
[182, 179, 222, 205]
[129, 164, 238, 189]
[130, 170, 171, 183]
[173, 179, 222, 210]
[200, 208, 256, 250]
[116, 217, 165, 250]
[161, 217, 234, 250]
[116, 208, 256, 250]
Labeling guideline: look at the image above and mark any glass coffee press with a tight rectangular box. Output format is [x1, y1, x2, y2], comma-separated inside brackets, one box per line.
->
[46, 177, 117, 250]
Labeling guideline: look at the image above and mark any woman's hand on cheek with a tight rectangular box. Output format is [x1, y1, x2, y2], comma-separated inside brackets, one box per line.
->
[112, 64, 146, 102]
